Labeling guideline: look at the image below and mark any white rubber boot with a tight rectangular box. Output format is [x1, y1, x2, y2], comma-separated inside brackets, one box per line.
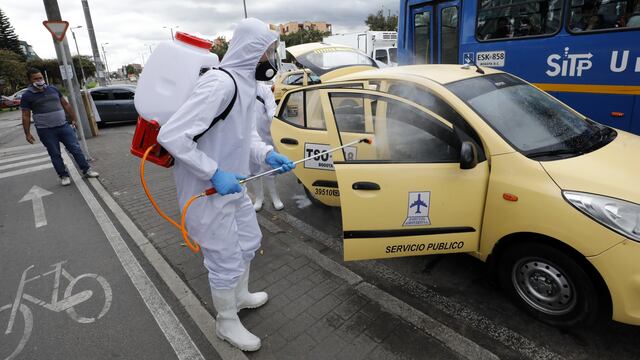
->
[265, 176, 283, 210]
[251, 180, 264, 212]
[236, 262, 268, 311]
[211, 288, 261, 351]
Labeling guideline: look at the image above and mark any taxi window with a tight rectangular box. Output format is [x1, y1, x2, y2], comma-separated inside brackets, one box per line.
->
[330, 93, 460, 163]
[279, 91, 304, 127]
[285, 74, 304, 86]
[385, 82, 484, 154]
[568, 0, 640, 32]
[329, 94, 367, 133]
[306, 90, 326, 130]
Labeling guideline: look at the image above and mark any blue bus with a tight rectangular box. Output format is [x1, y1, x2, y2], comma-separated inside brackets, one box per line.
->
[397, 0, 640, 134]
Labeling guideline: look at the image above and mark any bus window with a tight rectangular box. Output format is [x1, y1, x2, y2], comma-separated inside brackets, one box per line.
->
[476, 0, 564, 40]
[414, 11, 432, 63]
[441, 6, 459, 63]
[569, 0, 640, 32]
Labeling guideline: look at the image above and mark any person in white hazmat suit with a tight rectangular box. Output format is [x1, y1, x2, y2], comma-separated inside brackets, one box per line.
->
[156, 18, 295, 352]
[251, 83, 284, 211]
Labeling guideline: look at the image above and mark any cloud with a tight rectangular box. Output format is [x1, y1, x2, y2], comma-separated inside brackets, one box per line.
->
[1, 0, 399, 70]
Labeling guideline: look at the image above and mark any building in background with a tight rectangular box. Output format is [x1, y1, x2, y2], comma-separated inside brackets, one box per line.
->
[278, 21, 332, 35]
[19, 41, 40, 60]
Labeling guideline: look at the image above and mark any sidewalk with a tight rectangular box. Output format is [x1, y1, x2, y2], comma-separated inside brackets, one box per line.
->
[87, 125, 464, 360]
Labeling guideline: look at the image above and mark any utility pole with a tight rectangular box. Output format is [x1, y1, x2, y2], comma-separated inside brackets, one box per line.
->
[80, 0, 107, 86]
[101, 43, 110, 83]
[70, 26, 86, 87]
[42, 0, 93, 145]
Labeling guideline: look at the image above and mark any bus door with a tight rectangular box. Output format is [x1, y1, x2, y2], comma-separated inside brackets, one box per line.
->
[410, 3, 434, 64]
[409, 1, 461, 64]
[437, 1, 460, 64]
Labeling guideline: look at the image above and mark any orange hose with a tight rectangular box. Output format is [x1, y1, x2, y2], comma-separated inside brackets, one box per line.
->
[140, 145, 201, 253]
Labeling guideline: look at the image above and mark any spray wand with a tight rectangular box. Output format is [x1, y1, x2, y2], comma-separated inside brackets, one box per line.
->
[141, 138, 372, 253]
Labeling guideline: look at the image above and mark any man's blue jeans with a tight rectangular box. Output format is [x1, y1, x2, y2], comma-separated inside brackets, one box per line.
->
[36, 123, 90, 177]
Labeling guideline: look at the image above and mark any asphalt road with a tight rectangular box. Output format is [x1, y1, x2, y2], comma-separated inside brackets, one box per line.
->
[0, 111, 218, 360]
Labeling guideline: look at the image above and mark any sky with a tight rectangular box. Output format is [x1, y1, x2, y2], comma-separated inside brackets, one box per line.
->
[1, 0, 399, 71]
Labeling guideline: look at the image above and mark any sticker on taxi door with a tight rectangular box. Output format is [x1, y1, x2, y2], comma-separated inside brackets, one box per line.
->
[403, 191, 431, 226]
[304, 143, 357, 170]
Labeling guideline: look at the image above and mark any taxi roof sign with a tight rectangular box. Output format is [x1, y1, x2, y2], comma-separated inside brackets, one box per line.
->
[43, 20, 69, 42]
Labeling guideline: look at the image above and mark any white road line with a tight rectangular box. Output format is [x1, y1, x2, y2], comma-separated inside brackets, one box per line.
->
[0, 144, 39, 155]
[0, 151, 48, 165]
[87, 175, 248, 360]
[0, 156, 50, 171]
[0, 163, 53, 180]
[63, 153, 205, 360]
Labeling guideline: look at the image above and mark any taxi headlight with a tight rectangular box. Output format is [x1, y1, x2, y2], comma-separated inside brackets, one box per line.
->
[563, 191, 640, 242]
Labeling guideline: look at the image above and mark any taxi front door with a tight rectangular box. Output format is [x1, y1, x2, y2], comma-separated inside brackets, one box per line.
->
[321, 89, 489, 261]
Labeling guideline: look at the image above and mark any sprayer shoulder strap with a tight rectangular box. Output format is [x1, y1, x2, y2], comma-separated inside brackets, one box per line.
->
[193, 68, 238, 142]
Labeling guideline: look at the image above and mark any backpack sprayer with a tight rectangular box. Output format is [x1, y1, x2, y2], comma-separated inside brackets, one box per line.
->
[135, 137, 372, 253]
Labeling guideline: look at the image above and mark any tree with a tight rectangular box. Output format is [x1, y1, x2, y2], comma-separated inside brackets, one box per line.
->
[0, 49, 26, 94]
[280, 29, 330, 47]
[211, 36, 229, 60]
[0, 8, 24, 58]
[365, 9, 398, 31]
[72, 55, 96, 79]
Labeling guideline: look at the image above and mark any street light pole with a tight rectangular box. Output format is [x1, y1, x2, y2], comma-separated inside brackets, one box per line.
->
[101, 42, 110, 83]
[163, 26, 179, 40]
[70, 26, 86, 88]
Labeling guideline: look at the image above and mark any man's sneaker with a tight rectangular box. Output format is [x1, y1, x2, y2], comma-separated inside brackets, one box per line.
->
[84, 169, 99, 178]
[60, 176, 71, 186]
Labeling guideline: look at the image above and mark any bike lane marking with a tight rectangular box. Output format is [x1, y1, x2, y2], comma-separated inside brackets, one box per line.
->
[63, 153, 205, 360]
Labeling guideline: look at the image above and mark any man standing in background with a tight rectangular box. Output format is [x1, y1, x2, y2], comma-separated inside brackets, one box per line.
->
[21, 68, 98, 185]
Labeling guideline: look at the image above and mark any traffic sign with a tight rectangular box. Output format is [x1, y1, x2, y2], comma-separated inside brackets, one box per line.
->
[43, 20, 69, 42]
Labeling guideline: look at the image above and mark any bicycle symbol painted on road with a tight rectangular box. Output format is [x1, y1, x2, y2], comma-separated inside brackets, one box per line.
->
[1, 261, 113, 360]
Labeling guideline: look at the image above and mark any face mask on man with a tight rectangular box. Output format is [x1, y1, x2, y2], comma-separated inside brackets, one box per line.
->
[33, 80, 46, 89]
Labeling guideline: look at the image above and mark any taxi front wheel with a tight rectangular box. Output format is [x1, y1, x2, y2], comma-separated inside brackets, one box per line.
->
[498, 242, 601, 328]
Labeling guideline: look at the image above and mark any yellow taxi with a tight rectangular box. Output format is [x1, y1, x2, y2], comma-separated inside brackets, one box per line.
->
[271, 44, 640, 327]
[272, 68, 321, 103]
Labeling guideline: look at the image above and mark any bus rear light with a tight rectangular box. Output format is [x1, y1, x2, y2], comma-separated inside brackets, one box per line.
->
[611, 112, 625, 118]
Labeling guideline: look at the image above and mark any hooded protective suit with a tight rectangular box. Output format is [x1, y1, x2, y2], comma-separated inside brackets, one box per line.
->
[255, 83, 277, 147]
[157, 19, 278, 290]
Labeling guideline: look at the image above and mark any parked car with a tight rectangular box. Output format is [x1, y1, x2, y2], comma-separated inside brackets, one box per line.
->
[2, 88, 28, 110]
[89, 85, 139, 125]
[271, 44, 640, 328]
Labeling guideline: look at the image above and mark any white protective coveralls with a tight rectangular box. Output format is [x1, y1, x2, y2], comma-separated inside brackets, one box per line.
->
[251, 83, 283, 211]
[157, 20, 277, 289]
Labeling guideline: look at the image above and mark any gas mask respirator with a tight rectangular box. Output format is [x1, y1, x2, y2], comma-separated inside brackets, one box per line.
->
[255, 41, 279, 81]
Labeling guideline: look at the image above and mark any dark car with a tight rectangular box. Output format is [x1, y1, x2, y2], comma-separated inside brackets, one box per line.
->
[89, 85, 138, 125]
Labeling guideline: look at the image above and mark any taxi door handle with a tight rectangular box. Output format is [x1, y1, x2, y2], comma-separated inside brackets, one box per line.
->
[352, 182, 380, 191]
[280, 138, 299, 145]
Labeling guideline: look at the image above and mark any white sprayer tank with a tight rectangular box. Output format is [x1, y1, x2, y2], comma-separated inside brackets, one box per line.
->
[135, 32, 219, 125]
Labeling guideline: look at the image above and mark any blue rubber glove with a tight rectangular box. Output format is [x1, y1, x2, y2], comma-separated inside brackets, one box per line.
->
[210, 169, 246, 195]
[265, 151, 296, 174]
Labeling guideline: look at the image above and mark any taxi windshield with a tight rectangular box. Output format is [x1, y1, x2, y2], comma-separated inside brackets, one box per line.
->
[447, 73, 615, 158]
[295, 47, 378, 76]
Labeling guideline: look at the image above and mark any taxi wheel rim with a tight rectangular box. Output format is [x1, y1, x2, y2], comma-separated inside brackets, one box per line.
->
[512, 257, 577, 316]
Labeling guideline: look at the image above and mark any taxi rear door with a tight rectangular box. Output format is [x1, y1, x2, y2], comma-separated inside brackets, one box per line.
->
[321, 89, 489, 261]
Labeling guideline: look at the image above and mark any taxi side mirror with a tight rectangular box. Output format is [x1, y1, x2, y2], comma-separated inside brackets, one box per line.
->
[460, 142, 478, 170]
